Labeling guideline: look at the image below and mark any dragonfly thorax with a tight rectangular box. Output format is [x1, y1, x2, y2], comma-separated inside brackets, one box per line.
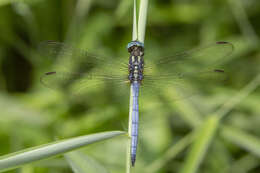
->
[128, 45, 144, 83]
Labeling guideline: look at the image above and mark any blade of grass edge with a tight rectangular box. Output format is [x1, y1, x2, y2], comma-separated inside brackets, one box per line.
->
[145, 132, 196, 173]
[180, 116, 220, 173]
[221, 126, 260, 157]
[0, 131, 125, 172]
[226, 154, 260, 173]
[217, 74, 260, 118]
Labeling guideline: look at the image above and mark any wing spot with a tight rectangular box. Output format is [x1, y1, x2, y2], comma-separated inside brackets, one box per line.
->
[216, 41, 228, 44]
[214, 69, 225, 73]
[45, 71, 56, 75]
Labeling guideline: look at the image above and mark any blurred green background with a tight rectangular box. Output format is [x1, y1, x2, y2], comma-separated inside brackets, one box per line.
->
[0, 0, 260, 173]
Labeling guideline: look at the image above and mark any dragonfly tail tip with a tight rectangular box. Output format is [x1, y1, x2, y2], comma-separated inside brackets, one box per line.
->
[131, 155, 136, 167]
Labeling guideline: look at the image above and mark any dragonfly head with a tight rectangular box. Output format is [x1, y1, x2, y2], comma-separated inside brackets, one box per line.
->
[127, 41, 144, 56]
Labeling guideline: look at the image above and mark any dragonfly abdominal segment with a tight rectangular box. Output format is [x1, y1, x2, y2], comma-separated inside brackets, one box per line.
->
[128, 41, 145, 83]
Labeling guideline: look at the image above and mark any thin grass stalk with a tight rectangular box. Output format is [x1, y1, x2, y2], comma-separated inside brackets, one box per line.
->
[126, 87, 133, 173]
[138, 0, 148, 43]
[132, 0, 138, 41]
[228, 0, 259, 46]
[145, 132, 196, 173]
[180, 116, 220, 173]
[221, 125, 260, 157]
[217, 73, 260, 119]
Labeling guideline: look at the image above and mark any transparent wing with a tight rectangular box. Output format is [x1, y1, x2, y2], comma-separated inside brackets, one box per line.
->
[39, 41, 129, 74]
[39, 41, 129, 96]
[141, 69, 226, 100]
[40, 71, 129, 97]
[141, 42, 234, 99]
[146, 41, 233, 74]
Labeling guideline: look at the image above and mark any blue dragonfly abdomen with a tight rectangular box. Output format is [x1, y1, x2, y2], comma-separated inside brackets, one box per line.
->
[130, 81, 140, 166]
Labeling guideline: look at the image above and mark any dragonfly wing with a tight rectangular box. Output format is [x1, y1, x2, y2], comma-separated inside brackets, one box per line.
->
[39, 41, 130, 96]
[141, 42, 233, 100]
[141, 69, 227, 101]
[38, 41, 129, 75]
[146, 41, 233, 74]
[40, 71, 129, 96]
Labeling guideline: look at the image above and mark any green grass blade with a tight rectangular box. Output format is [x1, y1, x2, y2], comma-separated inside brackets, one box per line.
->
[138, 0, 149, 43]
[0, 94, 50, 127]
[0, 131, 125, 172]
[65, 151, 109, 173]
[75, 0, 92, 19]
[228, 0, 259, 46]
[180, 116, 219, 173]
[132, 0, 138, 41]
[0, 0, 19, 6]
[115, 0, 132, 20]
[178, 74, 260, 173]
[217, 74, 260, 119]
[226, 154, 259, 173]
[221, 126, 260, 157]
[126, 86, 133, 173]
[145, 132, 196, 173]
[0, 0, 40, 6]
[162, 87, 202, 128]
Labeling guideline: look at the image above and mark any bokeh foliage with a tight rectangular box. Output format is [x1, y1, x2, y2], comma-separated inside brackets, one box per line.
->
[0, 0, 260, 173]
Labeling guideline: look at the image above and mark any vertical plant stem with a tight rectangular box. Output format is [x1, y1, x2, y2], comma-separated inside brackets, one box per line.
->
[138, 0, 149, 43]
[126, 85, 133, 173]
[132, 0, 138, 41]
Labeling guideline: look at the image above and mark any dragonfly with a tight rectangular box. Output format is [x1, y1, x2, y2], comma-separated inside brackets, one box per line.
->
[40, 40, 233, 166]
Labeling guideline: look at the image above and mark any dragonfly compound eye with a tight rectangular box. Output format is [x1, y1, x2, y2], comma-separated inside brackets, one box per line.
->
[127, 41, 144, 49]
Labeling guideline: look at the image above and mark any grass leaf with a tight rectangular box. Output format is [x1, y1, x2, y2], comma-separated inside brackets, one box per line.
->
[0, 131, 125, 172]
[180, 116, 219, 173]
[138, 0, 149, 43]
[221, 126, 260, 157]
[145, 132, 196, 173]
[0, 0, 41, 6]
